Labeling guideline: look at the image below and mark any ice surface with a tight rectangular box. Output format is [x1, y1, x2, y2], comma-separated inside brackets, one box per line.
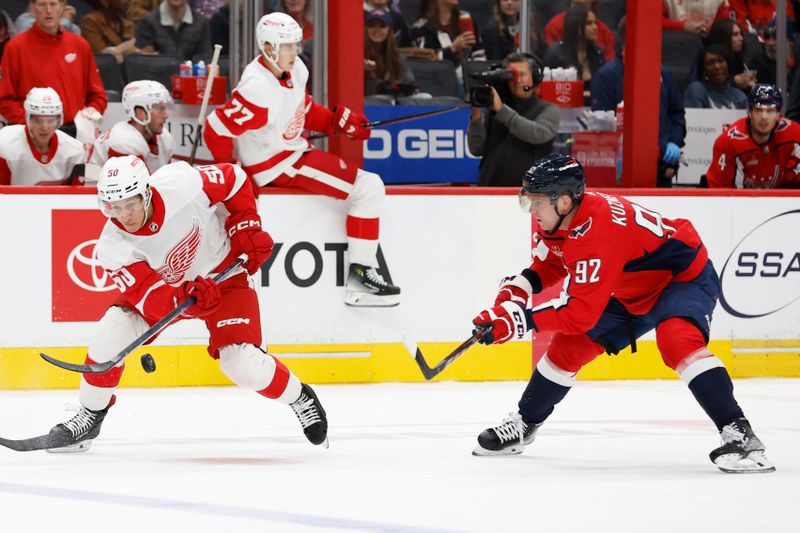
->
[0, 379, 797, 532]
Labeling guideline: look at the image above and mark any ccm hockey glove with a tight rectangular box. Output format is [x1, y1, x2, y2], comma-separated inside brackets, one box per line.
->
[331, 105, 371, 140]
[228, 217, 274, 275]
[472, 301, 533, 345]
[178, 276, 222, 317]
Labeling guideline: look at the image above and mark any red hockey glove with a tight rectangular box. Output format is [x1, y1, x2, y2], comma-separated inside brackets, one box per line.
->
[331, 105, 371, 140]
[495, 270, 542, 306]
[178, 276, 222, 317]
[228, 217, 274, 275]
[472, 301, 533, 345]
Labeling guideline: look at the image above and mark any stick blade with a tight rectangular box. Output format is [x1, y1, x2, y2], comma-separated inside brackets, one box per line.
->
[413, 348, 438, 381]
[39, 352, 111, 374]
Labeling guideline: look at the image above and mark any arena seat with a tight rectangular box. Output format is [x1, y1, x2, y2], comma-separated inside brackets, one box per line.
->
[123, 54, 182, 89]
[405, 59, 461, 97]
[94, 53, 125, 94]
[662, 31, 704, 92]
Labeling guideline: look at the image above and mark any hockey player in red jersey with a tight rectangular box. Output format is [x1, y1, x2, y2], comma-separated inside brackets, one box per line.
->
[43, 155, 328, 452]
[0, 87, 85, 185]
[706, 84, 800, 188]
[89, 80, 175, 173]
[470, 154, 774, 473]
[203, 12, 400, 307]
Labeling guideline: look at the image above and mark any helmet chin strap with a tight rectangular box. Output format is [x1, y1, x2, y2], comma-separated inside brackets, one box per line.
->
[543, 196, 576, 236]
[262, 47, 286, 75]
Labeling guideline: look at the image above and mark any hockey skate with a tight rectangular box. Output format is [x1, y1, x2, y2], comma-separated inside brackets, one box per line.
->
[46, 397, 115, 453]
[472, 412, 540, 456]
[709, 418, 775, 473]
[344, 263, 400, 307]
[290, 384, 329, 448]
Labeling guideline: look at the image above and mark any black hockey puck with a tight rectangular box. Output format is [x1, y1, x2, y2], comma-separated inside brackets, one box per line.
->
[141, 353, 156, 373]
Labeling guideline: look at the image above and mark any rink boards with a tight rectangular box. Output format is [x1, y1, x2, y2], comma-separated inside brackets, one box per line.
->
[0, 188, 798, 389]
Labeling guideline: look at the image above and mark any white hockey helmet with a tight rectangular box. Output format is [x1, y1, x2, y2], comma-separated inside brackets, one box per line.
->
[122, 80, 172, 126]
[24, 87, 63, 127]
[256, 12, 303, 70]
[97, 155, 152, 217]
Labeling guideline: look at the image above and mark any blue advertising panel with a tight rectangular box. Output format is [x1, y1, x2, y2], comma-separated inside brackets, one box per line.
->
[362, 105, 480, 184]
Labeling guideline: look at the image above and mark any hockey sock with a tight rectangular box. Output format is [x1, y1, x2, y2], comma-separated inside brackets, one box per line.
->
[518, 368, 572, 425]
[687, 367, 745, 431]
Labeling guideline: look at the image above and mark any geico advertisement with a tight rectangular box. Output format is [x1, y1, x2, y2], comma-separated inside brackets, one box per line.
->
[362, 105, 480, 185]
[0, 192, 531, 347]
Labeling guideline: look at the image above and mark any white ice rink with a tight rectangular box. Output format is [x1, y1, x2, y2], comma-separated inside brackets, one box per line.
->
[0, 379, 797, 533]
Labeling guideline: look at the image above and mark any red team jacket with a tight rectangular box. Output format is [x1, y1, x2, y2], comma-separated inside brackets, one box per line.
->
[528, 192, 708, 335]
[706, 117, 800, 189]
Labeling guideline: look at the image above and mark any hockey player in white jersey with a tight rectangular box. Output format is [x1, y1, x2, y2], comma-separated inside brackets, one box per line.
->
[89, 80, 175, 173]
[203, 12, 400, 307]
[43, 155, 328, 452]
[0, 87, 85, 185]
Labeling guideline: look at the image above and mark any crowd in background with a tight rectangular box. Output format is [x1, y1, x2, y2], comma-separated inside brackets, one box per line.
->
[1, 0, 800, 189]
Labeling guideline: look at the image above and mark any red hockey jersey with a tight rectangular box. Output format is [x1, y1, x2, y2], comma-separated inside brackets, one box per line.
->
[706, 116, 800, 189]
[529, 191, 708, 335]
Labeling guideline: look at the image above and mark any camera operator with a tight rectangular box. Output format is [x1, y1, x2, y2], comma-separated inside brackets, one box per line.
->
[467, 52, 560, 187]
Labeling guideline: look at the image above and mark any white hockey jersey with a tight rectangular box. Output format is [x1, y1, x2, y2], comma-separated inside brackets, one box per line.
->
[0, 125, 85, 185]
[90, 121, 175, 172]
[204, 56, 317, 185]
[96, 161, 253, 321]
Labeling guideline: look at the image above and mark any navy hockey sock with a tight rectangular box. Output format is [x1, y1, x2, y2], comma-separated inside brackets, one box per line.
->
[518, 369, 571, 425]
[687, 367, 745, 431]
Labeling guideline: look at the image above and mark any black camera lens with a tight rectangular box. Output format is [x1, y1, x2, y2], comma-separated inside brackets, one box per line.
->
[470, 86, 493, 108]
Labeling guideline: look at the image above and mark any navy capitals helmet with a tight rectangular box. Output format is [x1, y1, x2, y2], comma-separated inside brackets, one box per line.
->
[520, 154, 586, 212]
[748, 84, 782, 111]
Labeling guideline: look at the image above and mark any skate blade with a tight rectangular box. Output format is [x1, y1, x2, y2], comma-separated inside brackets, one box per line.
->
[46, 439, 94, 454]
[471, 444, 525, 456]
[714, 450, 776, 473]
[344, 290, 400, 307]
[321, 437, 329, 449]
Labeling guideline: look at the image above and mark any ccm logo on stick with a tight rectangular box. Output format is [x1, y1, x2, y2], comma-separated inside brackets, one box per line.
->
[217, 318, 251, 327]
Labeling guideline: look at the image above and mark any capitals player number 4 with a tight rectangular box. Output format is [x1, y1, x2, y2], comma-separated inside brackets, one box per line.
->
[575, 259, 601, 284]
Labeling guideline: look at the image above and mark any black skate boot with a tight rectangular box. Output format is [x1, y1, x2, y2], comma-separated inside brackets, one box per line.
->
[344, 263, 400, 307]
[290, 384, 329, 448]
[709, 417, 775, 473]
[472, 412, 540, 456]
[46, 396, 115, 453]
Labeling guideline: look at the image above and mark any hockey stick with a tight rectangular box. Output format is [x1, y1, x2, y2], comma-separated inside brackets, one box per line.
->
[413, 326, 488, 381]
[40, 255, 246, 374]
[188, 44, 223, 165]
[307, 106, 459, 140]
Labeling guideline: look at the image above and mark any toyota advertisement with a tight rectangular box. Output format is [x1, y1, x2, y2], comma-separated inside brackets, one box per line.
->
[0, 193, 798, 348]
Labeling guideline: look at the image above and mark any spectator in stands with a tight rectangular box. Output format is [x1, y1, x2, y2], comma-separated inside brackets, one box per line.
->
[544, 0, 615, 61]
[750, 17, 798, 86]
[0, 87, 86, 186]
[0, 11, 15, 64]
[662, 0, 731, 34]
[467, 52, 559, 186]
[684, 45, 749, 108]
[482, 0, 546, 60]
[364, 8, 418, 98]
[706, 19, 757, 91]
[730, 0, 795, 34]
[411, 0, 486, 67]
[365, 0, 412, 47]
[0, 0, 108, 138]
[543, 4, 605, 83]
[135, 0, 212, 61]
[706, 84, 800, 187]
[592, 17, 687, 187]
[127, 0, 159, 24]
[534, 0, 568, 27]
[81, 0, 140, 63]
[16, 0, 81, 35]
[278, 0, 313, 41]
[209, 0, 229, 49]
